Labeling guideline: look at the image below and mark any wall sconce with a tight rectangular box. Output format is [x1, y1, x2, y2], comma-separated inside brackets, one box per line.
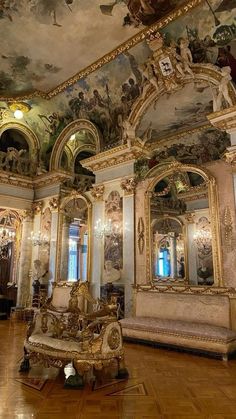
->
[8, 102, 31, 119]
[28, 231, 49, 247]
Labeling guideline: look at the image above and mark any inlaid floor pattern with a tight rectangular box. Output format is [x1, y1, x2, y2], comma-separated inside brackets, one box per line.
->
[1, 320, 236, 418]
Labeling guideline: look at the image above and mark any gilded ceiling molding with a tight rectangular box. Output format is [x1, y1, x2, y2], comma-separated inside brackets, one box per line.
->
[207, 105, 236, 134]
[33, 170, 72, 189]
[80, 143, 148, 173]
[0, 170, 34, 189]
[129, 65, 236, 130]
[0, 0, 204, 102]
[0, 121, 40, 153]
[50, 119, 102, 171]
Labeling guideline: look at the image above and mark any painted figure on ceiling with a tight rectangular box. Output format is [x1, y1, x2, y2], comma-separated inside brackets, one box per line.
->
[29, 0, 74, 26]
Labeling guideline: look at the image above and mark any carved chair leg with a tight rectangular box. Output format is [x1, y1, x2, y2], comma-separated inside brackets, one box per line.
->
[19, 347, 30, 372]
[116, 356, 129, 379]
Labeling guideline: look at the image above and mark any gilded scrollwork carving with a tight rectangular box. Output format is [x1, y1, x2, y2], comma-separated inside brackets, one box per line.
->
[90, 184, 104, 201]
[49, 197, 60, 210]
[32, 201, 43, 214]
[137, 217, 145, 255]
[120, 177, 137, 195]
[223, 206, 233, 252]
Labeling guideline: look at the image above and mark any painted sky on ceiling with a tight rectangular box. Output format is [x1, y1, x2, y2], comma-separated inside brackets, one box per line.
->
[0, 0, 235, 162]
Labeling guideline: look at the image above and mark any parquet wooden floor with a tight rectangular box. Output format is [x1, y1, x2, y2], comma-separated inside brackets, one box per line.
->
[1, 320, 236, 418]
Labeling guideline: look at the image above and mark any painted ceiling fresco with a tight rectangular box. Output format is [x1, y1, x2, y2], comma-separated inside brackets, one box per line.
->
[0, 0, 187, 97]
[135, 127, 231, 178]
[0, 0, 235, 162]
[136, 82, 214, 142]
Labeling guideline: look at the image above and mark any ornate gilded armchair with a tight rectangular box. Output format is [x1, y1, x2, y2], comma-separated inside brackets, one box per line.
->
[19, 281, 128, 388]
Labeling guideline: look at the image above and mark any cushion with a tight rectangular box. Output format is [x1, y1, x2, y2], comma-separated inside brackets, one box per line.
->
[51, 286, 71, 309]
[29, 334, 83, 353]
[121, 317, 236, 343]
[135, 292, 231, 328]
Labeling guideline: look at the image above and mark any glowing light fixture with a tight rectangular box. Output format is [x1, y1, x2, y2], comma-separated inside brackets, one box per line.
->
[70, 134, 76, 140]
[8, 102, 31, 119]
[14, 109, 24, 119]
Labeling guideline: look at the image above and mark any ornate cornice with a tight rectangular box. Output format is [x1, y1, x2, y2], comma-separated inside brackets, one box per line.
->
[207, 105, 236, 133]
[1, 0, 204, 101]
[0, 169, 72, 190]
[0, 170, 34, 189]
[80, 144, 147, 173]
[33, 170, 73, 189]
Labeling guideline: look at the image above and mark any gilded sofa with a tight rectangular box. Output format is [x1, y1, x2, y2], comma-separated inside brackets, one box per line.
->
[20, 281, 128, 387]
[120, 285, 236, 360]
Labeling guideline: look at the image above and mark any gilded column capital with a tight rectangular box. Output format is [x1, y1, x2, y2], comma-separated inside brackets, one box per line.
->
[222, 146, 236, 166]
[90, 184, 104, 201]
[120, 177, 137, 195]
[23, 209, 34, 220]
[32, 201, 43, 215]
[184, 212, 195, 224]
[49, 197, 60, 211]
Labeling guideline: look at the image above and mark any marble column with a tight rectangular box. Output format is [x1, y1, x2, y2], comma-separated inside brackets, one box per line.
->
[123, 193, 135, 317]
[17, 214, 33, 307]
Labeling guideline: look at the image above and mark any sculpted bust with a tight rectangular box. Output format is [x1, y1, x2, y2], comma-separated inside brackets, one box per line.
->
[103, 260, 121, 284]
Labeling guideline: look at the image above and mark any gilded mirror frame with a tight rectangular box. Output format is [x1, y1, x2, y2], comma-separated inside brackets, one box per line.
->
[151, 215, 188, 283]
[144, 161, 223, 286]
[55, 192, 92, 282]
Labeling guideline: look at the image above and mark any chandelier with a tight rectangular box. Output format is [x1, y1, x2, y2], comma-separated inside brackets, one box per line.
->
[28, 231, 49, 247]
[193, 229, 212, 256]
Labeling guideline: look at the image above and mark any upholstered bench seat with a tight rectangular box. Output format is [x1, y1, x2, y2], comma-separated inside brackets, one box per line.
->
[120, 289, 236, 359]
[121, 317, 236, 343]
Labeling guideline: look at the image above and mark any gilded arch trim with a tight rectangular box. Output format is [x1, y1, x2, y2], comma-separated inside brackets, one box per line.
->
[0, 121, 40, 153]
[50, 119, 102, 171]
[144, 161, 223, 287]
[128, 64, 236, 130]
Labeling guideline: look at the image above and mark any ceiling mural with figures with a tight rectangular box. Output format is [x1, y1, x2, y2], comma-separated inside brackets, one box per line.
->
[0, 0, 235, 169]
[135, 127, 231, 179]
[0, 0, 189, 98]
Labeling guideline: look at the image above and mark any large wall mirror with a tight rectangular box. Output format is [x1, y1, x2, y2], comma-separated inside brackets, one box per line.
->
[57, 194, 91, 282]
[146, 163, 222, 286]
